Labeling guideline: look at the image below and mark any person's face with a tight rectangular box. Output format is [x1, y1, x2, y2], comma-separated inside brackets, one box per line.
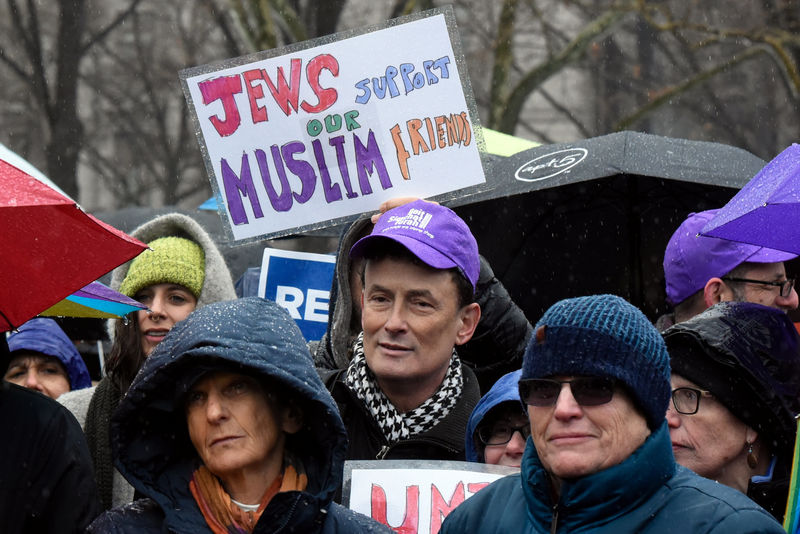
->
[727, 262, 798, 311]
[361, 257, 479, 398]
[666, 374, 752, 489]
[528, 376, 650, 479]
[134, 283, 198, 355]
[3, 352, 71, 399]
[186, 372, 297, 486]
[481, 407, 529, 468]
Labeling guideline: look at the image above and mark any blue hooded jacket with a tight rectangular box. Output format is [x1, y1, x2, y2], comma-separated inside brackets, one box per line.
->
[465, 369, 523, 463]
[88, 297, 391, 534]
[5, 318, 91, 390]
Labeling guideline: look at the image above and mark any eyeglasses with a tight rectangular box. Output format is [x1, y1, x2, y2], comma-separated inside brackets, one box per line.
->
[721, 276, 795, 298]
[518, 377, 616, 407]
[477, 422, 531, 446]
[671, 387, 713, 415]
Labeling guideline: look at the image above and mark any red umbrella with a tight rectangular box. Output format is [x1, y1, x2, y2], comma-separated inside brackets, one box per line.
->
[0, 146, 147, 331]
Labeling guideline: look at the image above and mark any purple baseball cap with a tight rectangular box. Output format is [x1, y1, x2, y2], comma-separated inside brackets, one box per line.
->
[664, 209, 797, 305]
[350, 200, 480, 290]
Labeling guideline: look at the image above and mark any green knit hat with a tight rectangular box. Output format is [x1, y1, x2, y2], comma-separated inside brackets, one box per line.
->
[119, 236, 205, 298]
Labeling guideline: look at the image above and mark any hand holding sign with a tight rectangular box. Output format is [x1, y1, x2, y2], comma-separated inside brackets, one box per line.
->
[371, 197, 439, 224]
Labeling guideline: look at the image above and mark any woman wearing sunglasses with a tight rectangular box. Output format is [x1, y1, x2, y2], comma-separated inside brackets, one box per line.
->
[441, 294, 783, 533]
[663, 301, 800, 523]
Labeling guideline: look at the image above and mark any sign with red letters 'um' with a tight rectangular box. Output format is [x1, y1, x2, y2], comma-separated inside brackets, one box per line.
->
[343, 460, 517, 534]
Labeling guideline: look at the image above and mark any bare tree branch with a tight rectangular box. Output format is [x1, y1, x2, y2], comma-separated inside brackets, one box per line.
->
[80, 0, 144, 54]
[489, 0, 518, 128]
[494, 8, 628, 132]
[613, 46, 766, 130]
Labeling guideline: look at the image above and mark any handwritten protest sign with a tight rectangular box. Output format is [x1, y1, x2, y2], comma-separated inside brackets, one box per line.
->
[257, 247, 336, 341]
[343, 460, 517, 534]
[181, 7, 489, 242]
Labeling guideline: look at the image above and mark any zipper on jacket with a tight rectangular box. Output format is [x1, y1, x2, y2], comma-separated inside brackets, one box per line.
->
[550, 503, 559, 534]
[273, 494, 301, 533]
[375, 436, 460, 460]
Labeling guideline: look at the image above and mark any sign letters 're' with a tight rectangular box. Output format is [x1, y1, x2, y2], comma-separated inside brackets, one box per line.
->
[258, 248, 336, 341]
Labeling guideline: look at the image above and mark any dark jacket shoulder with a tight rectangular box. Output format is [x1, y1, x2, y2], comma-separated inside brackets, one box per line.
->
[0, 383, 101, 534]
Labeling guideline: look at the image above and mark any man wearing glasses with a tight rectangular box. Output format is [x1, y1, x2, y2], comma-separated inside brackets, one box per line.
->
[658, 209, 797, 330]
[441, 294, 783, 533]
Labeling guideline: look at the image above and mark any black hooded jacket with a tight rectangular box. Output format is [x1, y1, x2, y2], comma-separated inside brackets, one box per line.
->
[664, 301, 800, 522]
[0, 381, 101, 533]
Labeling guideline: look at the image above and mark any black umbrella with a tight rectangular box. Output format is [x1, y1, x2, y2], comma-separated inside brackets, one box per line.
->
[448, 131, 767, 322]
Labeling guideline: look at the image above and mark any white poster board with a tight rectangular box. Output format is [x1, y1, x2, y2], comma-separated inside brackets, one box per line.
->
[181, 7, 489, 242]
[344, 460, 517, 534]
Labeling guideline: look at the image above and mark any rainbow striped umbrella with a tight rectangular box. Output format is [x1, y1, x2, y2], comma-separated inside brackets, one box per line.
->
[783, 418, 800, 532]
[40, 281, 145, 319]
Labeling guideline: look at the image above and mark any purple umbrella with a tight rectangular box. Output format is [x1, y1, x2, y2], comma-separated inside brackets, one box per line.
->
[701, 144, 800, 254]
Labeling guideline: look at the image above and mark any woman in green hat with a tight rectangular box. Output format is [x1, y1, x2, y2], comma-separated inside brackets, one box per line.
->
[59, 213, 236, 511]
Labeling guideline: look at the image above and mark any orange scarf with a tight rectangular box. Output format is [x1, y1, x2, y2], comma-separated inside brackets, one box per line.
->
[189, 461, 308, 534]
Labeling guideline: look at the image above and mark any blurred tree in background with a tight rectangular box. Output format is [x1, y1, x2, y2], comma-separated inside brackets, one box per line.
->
[0, 0, 142, 199]
[0, 0, 798, 209]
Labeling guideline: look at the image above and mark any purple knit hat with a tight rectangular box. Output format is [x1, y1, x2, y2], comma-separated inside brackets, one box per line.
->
[349, 200, 480, 290]
[663, 209, 796, 305]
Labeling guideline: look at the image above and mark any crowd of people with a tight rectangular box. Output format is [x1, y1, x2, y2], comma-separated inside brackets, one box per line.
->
[4, 150, 800, 533]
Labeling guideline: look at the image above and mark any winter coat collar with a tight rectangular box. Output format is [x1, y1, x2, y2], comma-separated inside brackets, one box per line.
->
[521, 422, 675, 530]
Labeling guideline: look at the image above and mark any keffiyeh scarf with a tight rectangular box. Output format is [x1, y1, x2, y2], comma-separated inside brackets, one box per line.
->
[344, 332, 463, 443]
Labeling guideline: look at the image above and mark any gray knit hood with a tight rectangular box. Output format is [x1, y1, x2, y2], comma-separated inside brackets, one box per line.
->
[109, 213, 236, 308]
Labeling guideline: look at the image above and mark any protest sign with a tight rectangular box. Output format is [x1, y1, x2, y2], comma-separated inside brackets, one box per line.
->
[343, 460, 517, 534]
[181, 7, 490, 242]
[258, 247, 336, 341]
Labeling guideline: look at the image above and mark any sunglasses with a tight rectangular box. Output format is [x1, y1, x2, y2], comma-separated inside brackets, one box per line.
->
[518, 377, 616, 407]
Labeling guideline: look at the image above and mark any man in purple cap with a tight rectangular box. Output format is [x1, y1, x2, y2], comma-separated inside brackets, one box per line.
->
[326, 199, 483, 461]
[657, 209, 798, 329]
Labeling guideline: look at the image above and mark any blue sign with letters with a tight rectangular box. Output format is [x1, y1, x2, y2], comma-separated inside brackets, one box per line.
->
[258, 248, 336, 341]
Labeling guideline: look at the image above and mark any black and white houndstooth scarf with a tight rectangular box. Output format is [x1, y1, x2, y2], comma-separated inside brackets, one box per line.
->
[344, 332, 463, 443]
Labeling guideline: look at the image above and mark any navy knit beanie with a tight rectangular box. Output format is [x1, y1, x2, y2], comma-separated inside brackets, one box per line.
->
[522, 294, 670, 429]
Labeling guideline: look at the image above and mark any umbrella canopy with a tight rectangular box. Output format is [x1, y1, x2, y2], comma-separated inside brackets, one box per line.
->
[0, 144, 147, 331]
[39, 281, 146, 319]
[448, 131, 766, 321]
[701, 143, 800, 254]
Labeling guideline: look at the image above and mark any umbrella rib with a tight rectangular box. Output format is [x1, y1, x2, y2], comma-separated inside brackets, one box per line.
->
[0, 308, 17, 331]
